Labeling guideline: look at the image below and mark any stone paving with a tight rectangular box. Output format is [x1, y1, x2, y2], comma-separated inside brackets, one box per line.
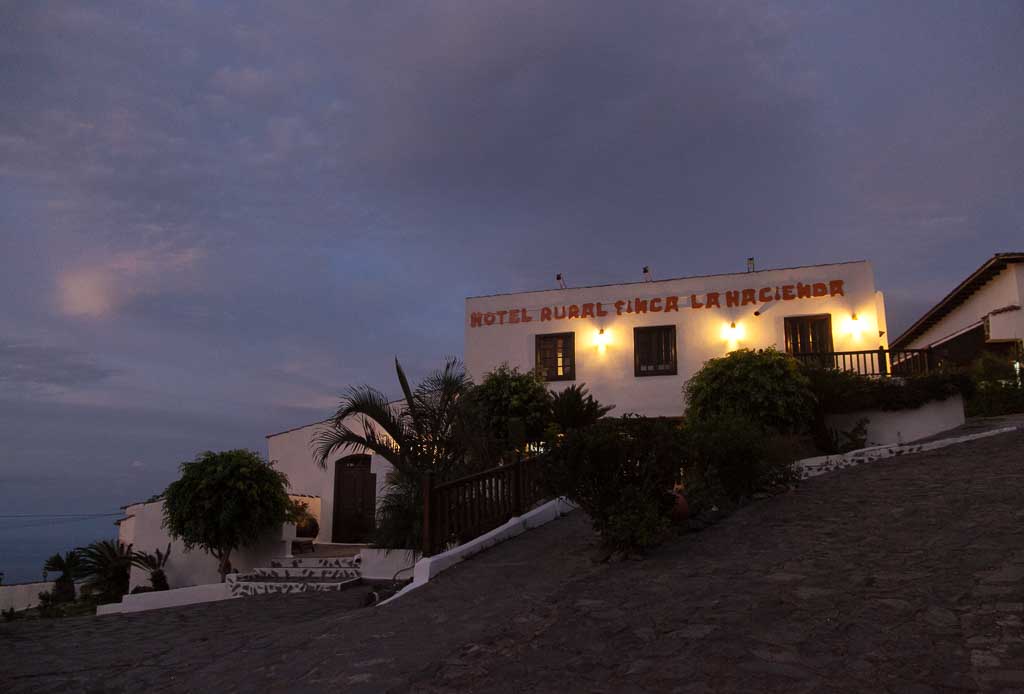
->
[2, 431, 1023, 693]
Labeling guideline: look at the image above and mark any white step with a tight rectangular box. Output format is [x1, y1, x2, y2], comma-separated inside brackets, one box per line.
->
[251, 567, 360, 580]
[269, 556, 359, 569]
[228, 576, 360, 598]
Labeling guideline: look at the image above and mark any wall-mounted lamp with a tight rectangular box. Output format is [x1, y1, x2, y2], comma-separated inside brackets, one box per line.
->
[595, 328, 610, 351]
[851, 312, 858, 321]
[730, 321, 736, 329]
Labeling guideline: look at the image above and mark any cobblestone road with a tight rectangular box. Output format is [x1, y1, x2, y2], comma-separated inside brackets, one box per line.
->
[3, 431, 1023, 693]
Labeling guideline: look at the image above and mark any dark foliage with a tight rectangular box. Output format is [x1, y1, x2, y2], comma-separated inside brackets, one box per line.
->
[463, 364, 552, 459]
[681, 414, 799, 507]
[76, 540, 133, 604]
[42, 551, 80, 603]
[548, 384, 615, 435]
[805, 367, 973, 414]
[132, 544, 171, 591]
[543, 416, 683, 552]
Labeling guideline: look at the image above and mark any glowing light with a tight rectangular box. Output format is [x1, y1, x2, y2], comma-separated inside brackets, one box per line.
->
[594, 328, 610, 352]
[842, 312, 865, 340]
[720, 320, 744, 350]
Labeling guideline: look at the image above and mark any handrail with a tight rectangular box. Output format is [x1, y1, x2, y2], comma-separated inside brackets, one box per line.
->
[422, 456, 546, 556]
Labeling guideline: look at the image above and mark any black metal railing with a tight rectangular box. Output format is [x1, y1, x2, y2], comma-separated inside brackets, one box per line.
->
[421, 456, 545, 556]
[793, 347, 933, 377]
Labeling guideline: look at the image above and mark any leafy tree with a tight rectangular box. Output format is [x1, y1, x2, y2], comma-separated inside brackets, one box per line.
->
[162, 450, 302, 581]
[548, 384, 614, 435]
[313, 358, 476, 549]
[684, 348, 815, 434]
[42, 551, 80, 603]
[463, 365, 551, 459]
[76, 540, 133, 603]
[132, 544, 171, 591]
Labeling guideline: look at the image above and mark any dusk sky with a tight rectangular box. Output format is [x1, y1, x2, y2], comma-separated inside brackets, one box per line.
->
[1, 1, 1022, 581]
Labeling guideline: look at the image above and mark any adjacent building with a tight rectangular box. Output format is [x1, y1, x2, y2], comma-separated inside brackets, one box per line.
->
[891, 253, 1024, 370]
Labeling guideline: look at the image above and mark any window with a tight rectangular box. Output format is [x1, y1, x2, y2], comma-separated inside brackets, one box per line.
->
[535, 332, 575, 381]
[634, 325, 677, 376]
[784, 314, 834, 354]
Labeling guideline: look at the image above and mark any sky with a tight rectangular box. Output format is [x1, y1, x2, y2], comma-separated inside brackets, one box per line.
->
[1, 1, 1022, 582]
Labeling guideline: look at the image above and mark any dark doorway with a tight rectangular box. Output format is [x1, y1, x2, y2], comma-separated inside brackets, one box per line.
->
[332, 455, 376, 543]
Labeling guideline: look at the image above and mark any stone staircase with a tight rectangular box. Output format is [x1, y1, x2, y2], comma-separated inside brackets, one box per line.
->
[227, 555, 361, 598]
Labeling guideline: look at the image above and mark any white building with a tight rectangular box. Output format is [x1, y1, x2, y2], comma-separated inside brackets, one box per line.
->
[465, 260, 889, 417]
[891, 253, 1023, 369]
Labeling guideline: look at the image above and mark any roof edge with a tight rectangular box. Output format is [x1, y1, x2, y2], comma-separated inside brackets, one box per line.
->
[891, 253, 1024, 349]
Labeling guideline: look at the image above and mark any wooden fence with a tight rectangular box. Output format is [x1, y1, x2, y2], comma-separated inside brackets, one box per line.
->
[792, 347, 933, 377]
[421, 456, 546, 556]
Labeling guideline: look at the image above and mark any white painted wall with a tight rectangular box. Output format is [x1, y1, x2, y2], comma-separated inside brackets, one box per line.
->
[0, 581, 56, 612]
[267, 419, 395, 544]
[119, 499, 294, 592]
[466, 261, 885, 417]
[905, 264, 1023, 349]
[97, 582, 234, 616]
[825, 394, 965, 447]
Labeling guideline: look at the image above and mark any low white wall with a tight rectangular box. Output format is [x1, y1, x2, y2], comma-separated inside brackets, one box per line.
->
[359, 548, 418, 581]
[825, 394, 965, 447]
[120, 499, 291, 591]
[0, 581, 56, 612]
[97, 582, 235, 616]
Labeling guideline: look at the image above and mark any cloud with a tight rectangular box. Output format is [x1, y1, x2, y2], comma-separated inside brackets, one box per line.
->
[0, 340, 113, 391]
[56, 247, 203, 318]
[210, 66, 280, 99]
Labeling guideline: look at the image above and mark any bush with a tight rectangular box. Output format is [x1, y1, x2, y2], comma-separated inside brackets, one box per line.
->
[682, 414, 799, 507]
[463, 365, 552, 458]
[966, 381, 1024, 417]
[805, 368, 972, 414]
[685, 349, 815, 434]
[543, 417, 683, 553]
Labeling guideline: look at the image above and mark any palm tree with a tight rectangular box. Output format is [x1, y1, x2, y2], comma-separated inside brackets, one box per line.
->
[313, 357, 474, 549]
[313, 357, 473, 479]
[549, 384, 615, 433]
[131, 544, 171, 591]
[42, 551, 80, 603]
[77, 540, 133, 603]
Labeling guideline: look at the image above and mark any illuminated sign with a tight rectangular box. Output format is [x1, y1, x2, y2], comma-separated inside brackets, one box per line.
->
[469, 280, 846, 328]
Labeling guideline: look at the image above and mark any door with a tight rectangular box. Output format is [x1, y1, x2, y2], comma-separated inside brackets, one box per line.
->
[332, 455, 376, 542]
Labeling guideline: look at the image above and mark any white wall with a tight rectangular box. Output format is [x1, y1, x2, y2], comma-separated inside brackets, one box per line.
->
[906, 265, 1023, 348]
[119, 499, 292, 591]
[466, 261, 884, 417]
[267, 420, 395, 544]
[825, 394, 965, 446]
[0, 581, 56, 612]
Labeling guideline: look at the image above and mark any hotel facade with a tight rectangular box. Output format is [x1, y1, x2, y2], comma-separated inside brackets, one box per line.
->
[466, 260, 888, 416]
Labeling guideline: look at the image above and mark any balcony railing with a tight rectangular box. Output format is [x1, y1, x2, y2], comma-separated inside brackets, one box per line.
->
[792, 347, 933, 377]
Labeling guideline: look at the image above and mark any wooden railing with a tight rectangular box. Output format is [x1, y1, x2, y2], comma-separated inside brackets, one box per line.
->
[793, 347, 933, 377]
[421, 456, 546, 556]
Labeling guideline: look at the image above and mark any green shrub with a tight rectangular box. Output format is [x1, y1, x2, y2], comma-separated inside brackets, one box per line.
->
[542, 416, 682, 553]
[685, 349, 815, 434]
[682, 414, 798, 506]
[966, 381, 1024, 417]
[463, 365, 552, 459]
[805, 368, 972, 414]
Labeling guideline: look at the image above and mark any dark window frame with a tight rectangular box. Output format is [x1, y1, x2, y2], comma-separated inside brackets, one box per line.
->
[784, 314, 834, 355]
[535, 332, 576, 382]
[633, 325, 678, 377]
